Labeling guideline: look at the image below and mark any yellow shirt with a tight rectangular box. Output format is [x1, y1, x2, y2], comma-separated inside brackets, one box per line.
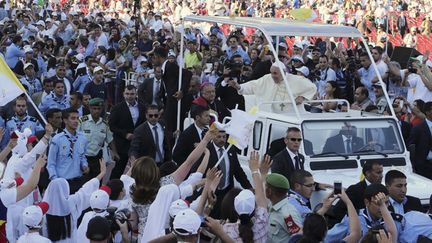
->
[184, 51, 201, 68]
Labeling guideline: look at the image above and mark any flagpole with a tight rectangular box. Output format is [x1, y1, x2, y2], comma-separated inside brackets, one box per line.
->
[213, 144, 233, 168]
[24, 92, 48, 125]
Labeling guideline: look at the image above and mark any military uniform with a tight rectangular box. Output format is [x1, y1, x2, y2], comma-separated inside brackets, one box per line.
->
[78, 98, 113, 178]
[266, 173, 302, 242]
[38, 92, 70, 113]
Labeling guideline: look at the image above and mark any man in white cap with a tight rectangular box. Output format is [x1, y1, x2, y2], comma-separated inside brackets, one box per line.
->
[16, 15, 37, 40]
[17, 202, 50, 243]
[83, 66, 107, 100]
[228, 61, 317, 113]
[19, 63, 42, 96]
[13, 45, 39, 77]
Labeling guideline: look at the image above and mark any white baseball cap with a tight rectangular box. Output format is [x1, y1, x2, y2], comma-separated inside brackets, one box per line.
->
[293, 41, 304, 49]
[296, 66, 310, 76]
[169, 199, 189, 218]
[93, 66, 104, 74]
[90, 186, 111, 210]
[22, 202, 49, 228]
[36, 20, 45, 27]
[291, 55, 304, 64]
[75, 53, 85, 62]
[23, 45, 33, 53]
[278, 42, 288, 50]
[173, 209, 201, 235]
[24, 63, 34, 70]
[45, 18, 52, 23]
[168, 50, 176, 57]
[234, 189, 255, 215]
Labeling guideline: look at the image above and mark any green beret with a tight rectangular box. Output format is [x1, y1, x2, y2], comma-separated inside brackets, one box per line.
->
[266, 173, 290, 190]
[89, 98, 104, 106]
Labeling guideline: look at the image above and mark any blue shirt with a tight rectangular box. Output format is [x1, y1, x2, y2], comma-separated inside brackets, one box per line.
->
[19, 76, 42, 96]
[5, 43, 25, 69]
[225, 46, 251, 64]
[399, 211, 432, 243]
[38, 92, 70, 113]
[36, 55, 47, 78]
[325, 208, 403, 243]
[47, 129, 88, 180]
[73, 74, 92, 93]
[287, 190, 311, 222]
[0, 117, 7, 150]
[6, 114, 44, 136]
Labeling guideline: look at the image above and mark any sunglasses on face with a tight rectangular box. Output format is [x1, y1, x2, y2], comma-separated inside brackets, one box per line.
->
[148, 114, 159, 118]
[288, 138, 302, 142]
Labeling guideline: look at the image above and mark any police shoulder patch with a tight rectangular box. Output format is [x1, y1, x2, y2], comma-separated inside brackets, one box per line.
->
[80, 116, 89, 122]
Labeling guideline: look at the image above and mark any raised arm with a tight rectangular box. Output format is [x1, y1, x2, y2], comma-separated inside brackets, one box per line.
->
[16, 154, 47, 201]
[171, 128, 216, 185]
[248, 151, 267, 208]
[340, 190, 361, 243]
[375, 192, 398, 243]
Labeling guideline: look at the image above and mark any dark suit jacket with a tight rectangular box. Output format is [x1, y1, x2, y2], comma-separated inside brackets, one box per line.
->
[137, 77, 166, 109]
[249, 60, 272, 80]
[329, 180, 367, 227]
[129, 122, 171, 162]
[271, 149, 305, 182]
[206, 143, 252, 190]
[397, 16, 408, 29]
[408, 121, 432, 179]
[400, 120, 411, 145]
[388, 195, 424, 213]
[108, 101, 145, 153]
[172, 123, 201, 165]
[322, 134, 364, 154]
[215, 77, 245, 111]
[162, 60, 192, 134]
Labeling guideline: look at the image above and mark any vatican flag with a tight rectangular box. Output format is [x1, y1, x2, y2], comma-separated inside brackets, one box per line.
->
[0, 57, 25, 106]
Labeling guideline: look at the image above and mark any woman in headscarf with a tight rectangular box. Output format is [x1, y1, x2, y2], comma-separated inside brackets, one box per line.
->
[42, 159, 106, 242]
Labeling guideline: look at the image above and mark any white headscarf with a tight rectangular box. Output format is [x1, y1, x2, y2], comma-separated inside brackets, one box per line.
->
[42, 178, 71, 216]
[141, 184, 181, 243]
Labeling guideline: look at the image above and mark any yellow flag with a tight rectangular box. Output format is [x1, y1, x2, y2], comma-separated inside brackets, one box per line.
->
[0, 57, 25, 105]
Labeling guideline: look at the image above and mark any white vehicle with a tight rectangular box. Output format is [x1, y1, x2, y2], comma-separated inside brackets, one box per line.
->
[179, 16, 432, 207]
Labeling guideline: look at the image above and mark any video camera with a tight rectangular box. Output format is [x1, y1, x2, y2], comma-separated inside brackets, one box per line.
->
[104, 206, 131, 233]
[224, 59, 243, 78]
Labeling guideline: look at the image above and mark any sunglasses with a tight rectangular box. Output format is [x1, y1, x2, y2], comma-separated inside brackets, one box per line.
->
[289, 138, 302, 142]
[148, 114, 159, 118]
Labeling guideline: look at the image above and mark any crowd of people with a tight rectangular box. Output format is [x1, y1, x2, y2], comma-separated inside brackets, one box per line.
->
[0, 0, 432, 242]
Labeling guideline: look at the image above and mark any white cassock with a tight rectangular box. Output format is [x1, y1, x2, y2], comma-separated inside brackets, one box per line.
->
[3, 139, 48, 243]
[42, 178, 100, 243]
[76, 211, 108, 243]
[17, 232, 52, 243]
[239, 73, 317, 113]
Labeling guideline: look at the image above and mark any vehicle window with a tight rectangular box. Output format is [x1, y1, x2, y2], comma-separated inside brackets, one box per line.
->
[301, 119, 404, 156]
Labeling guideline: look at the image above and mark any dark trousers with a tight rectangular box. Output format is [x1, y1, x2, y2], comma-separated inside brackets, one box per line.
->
[67, 177, 87, 194]
[86, 151, 103, 179]
[110, 152, 128, 179]
[210, 186, 233, 219]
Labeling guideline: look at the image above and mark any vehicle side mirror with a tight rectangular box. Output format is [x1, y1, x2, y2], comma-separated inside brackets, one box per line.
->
[253, 121, 263, 150]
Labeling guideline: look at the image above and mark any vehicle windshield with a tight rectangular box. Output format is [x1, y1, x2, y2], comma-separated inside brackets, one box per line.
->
[301, 119, 404, 156]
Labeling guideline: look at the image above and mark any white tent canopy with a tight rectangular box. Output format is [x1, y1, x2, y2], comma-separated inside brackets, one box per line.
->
[182, 15, 363, 38]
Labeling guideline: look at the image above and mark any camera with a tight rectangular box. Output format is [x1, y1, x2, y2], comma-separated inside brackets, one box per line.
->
[407, 64, 417, 74]
[104, 206, 131, 232]
[224, 59, 242, 78]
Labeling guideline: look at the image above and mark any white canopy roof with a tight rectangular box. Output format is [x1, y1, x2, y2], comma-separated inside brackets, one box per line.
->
[183, 15, 362, 38]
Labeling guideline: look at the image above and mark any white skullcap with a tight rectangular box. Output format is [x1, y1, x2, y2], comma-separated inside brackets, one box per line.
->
[271, 60, 287, 72]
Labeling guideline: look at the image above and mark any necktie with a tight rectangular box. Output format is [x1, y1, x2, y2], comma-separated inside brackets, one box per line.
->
[64, 130, 77, 158]
[346, 138, 352, 153]
[294, 155, 301, 170]
[153, 125, 163, 163]
[218, 147, 227, 189]
[201, 128, 208, 140]
[155, 80, 161, 96]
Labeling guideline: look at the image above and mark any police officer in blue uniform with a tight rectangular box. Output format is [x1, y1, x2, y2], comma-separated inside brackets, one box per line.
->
[47, 108, 89, 193]
[38, 79, 70, 114]
[325, 184, 404, 242]
[6, 95, 44, 136]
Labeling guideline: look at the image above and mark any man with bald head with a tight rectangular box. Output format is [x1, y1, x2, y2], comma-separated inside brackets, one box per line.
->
[228, 61, 317, 113]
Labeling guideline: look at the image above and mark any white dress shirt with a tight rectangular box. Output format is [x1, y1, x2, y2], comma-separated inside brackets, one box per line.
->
[127, 101, 139, 126]
[214, 143, 230, 190]
[152, 78, 162, 105]
[150, 122, 164, 163]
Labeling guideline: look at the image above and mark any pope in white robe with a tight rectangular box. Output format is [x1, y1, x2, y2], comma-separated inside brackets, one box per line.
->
[229, 61, 317, 113]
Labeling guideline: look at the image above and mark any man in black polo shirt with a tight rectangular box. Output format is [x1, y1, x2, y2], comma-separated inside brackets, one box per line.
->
[83, 66, 107, 100]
